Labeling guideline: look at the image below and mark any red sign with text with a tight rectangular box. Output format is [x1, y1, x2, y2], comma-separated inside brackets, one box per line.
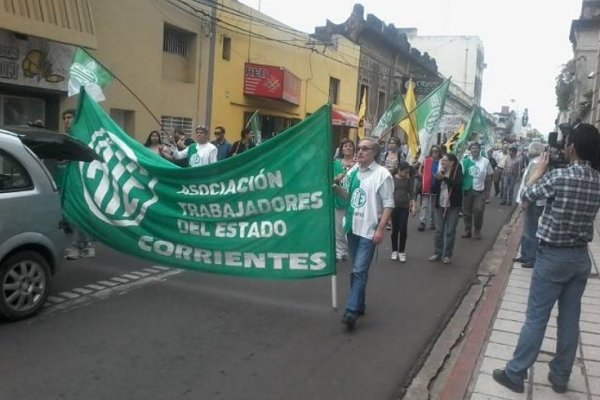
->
[244, 63, 300, 105]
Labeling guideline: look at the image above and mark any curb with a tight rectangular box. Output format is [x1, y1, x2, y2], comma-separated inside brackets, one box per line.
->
[437, 211, 523, 400]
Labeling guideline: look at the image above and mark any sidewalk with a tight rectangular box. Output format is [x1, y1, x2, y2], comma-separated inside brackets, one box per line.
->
[464, 215, 600, 399]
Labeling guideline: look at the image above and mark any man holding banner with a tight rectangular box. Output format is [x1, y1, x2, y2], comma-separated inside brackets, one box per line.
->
[336, 137, 394, 330]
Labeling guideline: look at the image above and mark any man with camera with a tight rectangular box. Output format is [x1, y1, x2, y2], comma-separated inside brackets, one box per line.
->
[493, 124, 600, 394]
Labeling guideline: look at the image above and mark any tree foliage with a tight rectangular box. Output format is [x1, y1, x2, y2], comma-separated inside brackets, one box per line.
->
[555, 59, 575, 111]
[526, 129, 543, 140]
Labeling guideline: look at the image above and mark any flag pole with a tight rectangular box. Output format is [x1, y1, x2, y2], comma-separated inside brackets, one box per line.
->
[245, 110, 259, 128]
[81, 48, 161, 126]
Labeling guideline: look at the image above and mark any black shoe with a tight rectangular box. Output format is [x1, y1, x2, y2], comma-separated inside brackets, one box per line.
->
[492, 369, 524, 393]
[548, 373, 567, 393]
[499, 201, 507, 205]
[341, 311, 357, 330]
[512, 256, 525, 263]
[418, 223, 425, 231]
[357, 309, 365, 316]
[521, 262, 533, 269]
[461, 232, 471, 238]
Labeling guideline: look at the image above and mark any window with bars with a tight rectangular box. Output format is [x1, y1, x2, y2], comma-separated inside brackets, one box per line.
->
[161, 116, 193, 134]
[163, 25, 190, 58]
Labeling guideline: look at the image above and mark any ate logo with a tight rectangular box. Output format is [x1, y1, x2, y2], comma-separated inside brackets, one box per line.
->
[78, 128, 158, 227]
[469, 165, 481, 177]
[350, 188, 367, 208]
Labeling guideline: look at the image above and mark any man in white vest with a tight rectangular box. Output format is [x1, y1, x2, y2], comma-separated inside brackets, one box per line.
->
[335, 137, 394, 330]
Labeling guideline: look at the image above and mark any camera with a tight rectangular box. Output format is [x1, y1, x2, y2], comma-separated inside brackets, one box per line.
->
[546, 124, 570, 168]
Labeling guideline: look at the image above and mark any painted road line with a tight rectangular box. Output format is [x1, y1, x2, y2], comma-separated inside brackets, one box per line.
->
[122, 273, 141, 280]
[98, 280, 118, 287]
[72, 288, 93, 295]
[41, 269, 184, 317]
[58, 291, 80, 299]
[86, 284, 106, 291]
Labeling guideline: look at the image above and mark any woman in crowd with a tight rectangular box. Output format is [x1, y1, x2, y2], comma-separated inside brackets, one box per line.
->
[390, 161, 417, 262]
[333, 138, 356, 262]
[144, 130, 163, 155]
[380, 136, 403, 173]
[230, 127, 255, 156]
[429, 152, 463, 264]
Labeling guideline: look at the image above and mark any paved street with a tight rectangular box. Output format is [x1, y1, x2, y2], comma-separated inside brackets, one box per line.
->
[0, 197, 514, 400]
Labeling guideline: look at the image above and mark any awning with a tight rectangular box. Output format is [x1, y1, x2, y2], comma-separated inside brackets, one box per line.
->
[332, 109, 359, 128]
[331, 108, 372, 129]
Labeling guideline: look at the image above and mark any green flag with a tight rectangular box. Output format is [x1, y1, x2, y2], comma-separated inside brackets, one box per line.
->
[68, 48, 114, 102]
[370, 94, 409, 139]
[453, 106, 493, 157]
[248, 110, 262, 145]
[63, 90, 335, 279]
[416, 79, 450, 160]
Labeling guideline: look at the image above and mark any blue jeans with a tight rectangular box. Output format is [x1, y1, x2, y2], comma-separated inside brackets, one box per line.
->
[520, 204, 544, 263]
[502, 174, 517, 204]
[345, 233, 376, 314]
[505, 245, 591, 387]
[434, 207, 460, 257]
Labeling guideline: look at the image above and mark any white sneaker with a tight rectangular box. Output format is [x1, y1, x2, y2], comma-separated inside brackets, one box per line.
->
[390, 251, 398, 260]
[65, 247, 80, 260]
[399, 252, 407, 262]
[79, 247, 95, 258]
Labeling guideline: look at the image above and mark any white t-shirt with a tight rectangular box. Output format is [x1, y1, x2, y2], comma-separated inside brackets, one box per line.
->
[344, 162, 395, 239]
[464, 156, 493, 191]
[173, 142, 218, 167]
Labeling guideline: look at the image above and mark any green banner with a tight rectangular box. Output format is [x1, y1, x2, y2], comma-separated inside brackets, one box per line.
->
[370, 94, 409, 139]
[417, 79, 450, 160]
[63, 91, 336, 279]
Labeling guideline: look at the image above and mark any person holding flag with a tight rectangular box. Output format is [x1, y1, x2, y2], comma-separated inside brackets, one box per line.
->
[230, 127, 255, 157]
[461, 142, 494, 240]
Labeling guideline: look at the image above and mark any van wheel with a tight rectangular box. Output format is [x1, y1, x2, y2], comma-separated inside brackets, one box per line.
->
[0, 251, 51, 320]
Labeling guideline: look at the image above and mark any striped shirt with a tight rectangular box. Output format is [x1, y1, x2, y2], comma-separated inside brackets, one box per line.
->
[523, 160, 600, 247]
[503, 156, 521, 175]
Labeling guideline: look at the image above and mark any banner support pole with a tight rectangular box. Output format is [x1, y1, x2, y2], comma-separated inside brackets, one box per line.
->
[331, 275, 337, 310]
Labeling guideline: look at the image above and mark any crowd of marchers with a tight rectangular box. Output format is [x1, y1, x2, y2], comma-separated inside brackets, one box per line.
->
[333, 125, 600, 399]
[332, 136, 531, 268]
[144, 125, 257, 167]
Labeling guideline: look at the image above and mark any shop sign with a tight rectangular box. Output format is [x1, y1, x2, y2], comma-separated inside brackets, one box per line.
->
[0, 29, 74, 91]
[244, 63, 300, 105]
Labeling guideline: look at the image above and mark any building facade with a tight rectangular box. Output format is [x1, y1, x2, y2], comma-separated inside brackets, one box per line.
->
[211, 0, 360, 145]
[0, 0, 216, 139]
[570, 0, 600, 126]
[0, 0, 96, 129]
[314, 4, 441, 141]
[406, 31, 485, 106]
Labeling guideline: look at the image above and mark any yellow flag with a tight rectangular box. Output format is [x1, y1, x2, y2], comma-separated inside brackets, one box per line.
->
[445, 123, 465, 154]
[357, 91, 367, 140]
[399, 80, 419, 163]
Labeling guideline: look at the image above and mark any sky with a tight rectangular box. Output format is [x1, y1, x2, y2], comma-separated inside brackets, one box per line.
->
[239, 0, 582, 134]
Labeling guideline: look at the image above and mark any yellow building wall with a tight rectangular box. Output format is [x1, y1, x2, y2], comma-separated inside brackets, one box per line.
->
[212, 0, 360, 141]
[59, 0, 213, 141]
